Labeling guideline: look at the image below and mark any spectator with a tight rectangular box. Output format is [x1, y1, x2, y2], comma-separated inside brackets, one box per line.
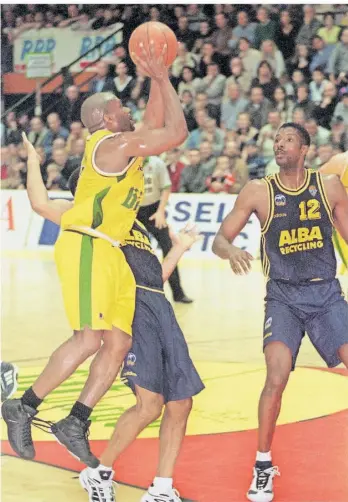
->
[46, 148, 69, 190]
[133, 97, 146, 122]
[309, 35, 334, 73]
[328, 28, 348, 87]
[192, 20, 213, 54]
[193, 92, 220, 122]
[241, 140, 267, 179]
[292, 106, 307, 127]
[179, 149, 207, 193]
[171, 42, 198, 79]
[199, 140, 216, 175]
[66, 121, 89, 156]
[294, 84, 315, 119]
[222, 145, 249, 193]
[313, 81, 339, 128]
[292, 69, 306, 92]
[296, 5, 322, 46]
[148, 6, 161, 22]
[197, 41, 222, 78]
[317, 13, 341, 46]
[317, 143, 334, 167]
[131, 67, 150, 102]
[59, 85, 84, 127]
[196, 62, 226, 115]
[211, 13, 232, 57]
[201, 118, 225, 156]
[27, 117, 48, 148]
[113, 62, 134, 103]
[165, 148, 186, 193]
[181, 90, 196, 131]
[17, 114, 30, 135]
[245, 85, 273, 130]
[178, 66, 200, 98]
[330, 115, 348, 151]
[228, 10, 257, 50]
[175, 16, 196, 51]
[88, 61, 115, 94]
[34, 145, 50, 182]
[259, 40, 285, 79]
[273, 85, 294, 121]
[333, 89, 348, 125]
[309, 67, 330, 105]
[71, 10, 94, 31]
[254, 7, 277, 49]
[257, 110, 282, 162]
[42, 113, 69, 156]
[287, 44, 312, 80]
[305, 118, 331, 147]
[224, 56, 252, 98]
[238, 37, 261, 81]
[252, 60, 279, 102]
[234, 112, 259, 149]
[220, 83, 249, 131]
[276, 9, 297, 61]
[186, 4, 207, 32]
[186, 110, 209, 150]
[63, 138, 85, 179]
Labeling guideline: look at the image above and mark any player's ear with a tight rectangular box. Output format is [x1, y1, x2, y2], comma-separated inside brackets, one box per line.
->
[301, 144, 309, 157]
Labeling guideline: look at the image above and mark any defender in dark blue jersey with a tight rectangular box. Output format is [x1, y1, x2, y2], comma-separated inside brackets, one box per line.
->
[213, 123, 348, 502]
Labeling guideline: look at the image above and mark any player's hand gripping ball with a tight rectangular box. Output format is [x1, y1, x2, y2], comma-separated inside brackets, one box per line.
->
[129, 21, 178, 68]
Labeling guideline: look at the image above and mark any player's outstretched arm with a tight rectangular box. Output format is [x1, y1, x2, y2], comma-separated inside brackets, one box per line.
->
[162, 224, 201, 282]
[22, 132, 72, 225]
[212, 181, 258, 274]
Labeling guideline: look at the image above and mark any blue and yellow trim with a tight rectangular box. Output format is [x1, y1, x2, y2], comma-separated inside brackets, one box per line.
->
[316, 171, 334, 225]
[261, 177, 275, 235]
[274, 169, 311, 195]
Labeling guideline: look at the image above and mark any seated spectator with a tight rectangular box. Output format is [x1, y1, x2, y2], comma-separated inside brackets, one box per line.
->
[257, 110, 282, 162]
[234, 112, 259, 150]
[294, 84, 315, 119]
[186, 4, 207, 32]
[27, 117, 48, 148]
[196, 62, 226, 117]
[206, 156, 235, 193]
[35, 145, 50, 182]
[18, 114, 30, 135]
[88, 61, 116, 95]
[292, 106, 307, 127]
[245, 86, 273, 130]
[193, 92, 220, 122]
[278, 72, 295, 97]
[312, 81, 339, 129]
[58, 4, 81, 28]
[171, 42, 198, 79]
[42, 113, 69, 156]
[330, 115, 348, 151]
[46, 148, 69, 190]
[291, 69, 306, 93]
[228, 10, 257, 50]
[113, 62, 134, 103]
[304, 144, 319, 169]
[192, 20, 213, 55]
[71, 10, 94, 30]
[333, 89, 348, 125]
[180, 90, 196, 131]
[130, 67, 150, 102]
[317, 13, 341, 46]
[260, 40, 285, 79]
[296, 5, 321, 46]
[275, 9, 297, 61]
[328, 28, 348, 87]
[175, 16, 196, 51]
[179, 149, 207, 193]
[224, 56, 252, 99]
[165, 148, 186, 193]
[238, 37, 261, 82]
[197, 41, 222, 78]
[11, 142, 28, 188]
[251, 60, 279, 102]
[305, 118, 331, 147]
[66, 121, 89, 156]
[309, 67, 330, 105]
[200, 118, 225, 156]
[241, 140, 267, 179]
[220, 83, 249, 131]
[287, 44, 312, 81]
[254, 7, 277, 49]
[211, 13, 232, 57]
[309, 35, 334, 73]
[59, 85, 84, 128]
[317, 143, 334, 167]
[273, 85, 294, 122]
[178, 66, 200, 98]
[4, 114, 22, 145]
[199, 140, 216, 175]
[185, 110, 208, 150]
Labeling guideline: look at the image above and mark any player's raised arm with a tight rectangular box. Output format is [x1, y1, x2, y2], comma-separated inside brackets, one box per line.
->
[22, 132, 73, 225]
[212, 181, 260, 274]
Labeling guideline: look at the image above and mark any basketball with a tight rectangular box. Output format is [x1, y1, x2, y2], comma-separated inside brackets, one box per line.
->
[128, 22, 178, 67]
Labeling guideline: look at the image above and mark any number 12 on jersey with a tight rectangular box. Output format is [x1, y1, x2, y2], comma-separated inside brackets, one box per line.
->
[299, 199, 321, 221]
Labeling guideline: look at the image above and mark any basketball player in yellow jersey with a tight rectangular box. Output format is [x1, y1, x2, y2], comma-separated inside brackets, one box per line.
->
[2, 44, 188, 467]
[320, 151, 348, 273]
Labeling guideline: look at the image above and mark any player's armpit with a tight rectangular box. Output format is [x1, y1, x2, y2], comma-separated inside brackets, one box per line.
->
[116, 127, 188, 158]
[33, 199, 73, 226]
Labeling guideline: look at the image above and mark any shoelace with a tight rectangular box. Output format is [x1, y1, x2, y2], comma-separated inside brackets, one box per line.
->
[23, 416, 54, 446]
[256, 466, 280, 491]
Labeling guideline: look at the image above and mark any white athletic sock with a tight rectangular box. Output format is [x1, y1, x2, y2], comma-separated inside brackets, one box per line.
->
[256, 451, 272, 462]
[152, 476, 173, 493]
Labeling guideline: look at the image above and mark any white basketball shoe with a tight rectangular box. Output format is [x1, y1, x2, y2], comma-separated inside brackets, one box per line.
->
[247, 465, 280, 502]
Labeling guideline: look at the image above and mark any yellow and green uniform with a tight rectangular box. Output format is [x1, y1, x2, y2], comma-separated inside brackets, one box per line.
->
[55, 129, 144, 333]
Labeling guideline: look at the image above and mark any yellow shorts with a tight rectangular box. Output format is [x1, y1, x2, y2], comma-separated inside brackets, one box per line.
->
[333, 230, 348, 273]
[54, 230, 136, 334]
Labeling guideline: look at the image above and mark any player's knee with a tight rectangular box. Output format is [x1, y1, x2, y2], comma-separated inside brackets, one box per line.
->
[103, 329, 132, 357]
[264, 372, 288, 395]
[166, 398, 193, 419]
[73, 329, 102, 357]
[136, 392, 164, 424]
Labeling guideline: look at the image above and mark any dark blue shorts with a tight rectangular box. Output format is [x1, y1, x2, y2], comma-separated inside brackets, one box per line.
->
[263, 279, 348, 369]
[121, 288, 205, 403]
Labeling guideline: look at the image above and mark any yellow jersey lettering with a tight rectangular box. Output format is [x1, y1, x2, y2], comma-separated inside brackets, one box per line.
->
[279, 226, 324, 255]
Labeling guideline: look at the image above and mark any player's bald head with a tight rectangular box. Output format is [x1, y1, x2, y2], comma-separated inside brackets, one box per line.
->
[81, 92, 119, 133]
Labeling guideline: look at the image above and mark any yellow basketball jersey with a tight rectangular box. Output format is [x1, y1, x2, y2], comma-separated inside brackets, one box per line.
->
[61, 129, 144, 241]
[321, 152, 348, 190]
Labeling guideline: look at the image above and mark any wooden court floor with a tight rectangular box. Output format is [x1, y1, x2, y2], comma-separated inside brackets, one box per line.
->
[1, 252, 348, 502]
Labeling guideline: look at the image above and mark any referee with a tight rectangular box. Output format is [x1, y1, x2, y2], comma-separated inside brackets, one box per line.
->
[137, 156, 193, 303]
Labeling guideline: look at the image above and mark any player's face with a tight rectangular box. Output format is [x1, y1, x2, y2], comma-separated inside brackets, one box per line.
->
[104, 99, 135, 132]
[273, 128, 306, 168]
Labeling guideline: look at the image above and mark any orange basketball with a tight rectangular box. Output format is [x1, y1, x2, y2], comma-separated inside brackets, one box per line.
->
[129, 22, 178, 68]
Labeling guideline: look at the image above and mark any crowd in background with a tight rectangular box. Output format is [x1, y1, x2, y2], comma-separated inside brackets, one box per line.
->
[1, 4, 348, 193]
